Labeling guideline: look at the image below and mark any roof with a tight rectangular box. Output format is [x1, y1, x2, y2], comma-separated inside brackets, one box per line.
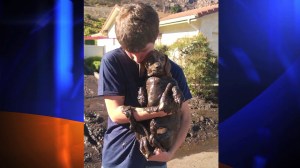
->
[100, 4, 120, 35]
[160, 4, 218, 21]
[84, 36, 109, 40]
[99, 4, 218, 35]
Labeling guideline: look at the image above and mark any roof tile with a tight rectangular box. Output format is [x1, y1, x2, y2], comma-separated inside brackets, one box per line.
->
[160, 4, 218, 21]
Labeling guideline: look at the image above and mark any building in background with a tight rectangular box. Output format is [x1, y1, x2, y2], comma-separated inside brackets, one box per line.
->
[85, 4, 218, 57]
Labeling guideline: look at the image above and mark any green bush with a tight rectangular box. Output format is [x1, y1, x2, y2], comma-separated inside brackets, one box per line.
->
[84, 56, 102, 75]
[170, 4, 182, 13]
[85, 40, 96, 45]
[93, 61, 100, 70]
[169, 33, 218, 102]
[84, 15, 106, 36]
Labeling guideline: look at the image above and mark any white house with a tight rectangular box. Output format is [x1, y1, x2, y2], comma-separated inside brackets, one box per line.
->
[84, 35, 105, 57]
[95, 5, 121, 53]
[95, 4, 218, 55]
[158, 5, 218, 55]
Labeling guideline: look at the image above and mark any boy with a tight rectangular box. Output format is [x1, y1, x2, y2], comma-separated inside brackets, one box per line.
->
[98, 3, 192, 168]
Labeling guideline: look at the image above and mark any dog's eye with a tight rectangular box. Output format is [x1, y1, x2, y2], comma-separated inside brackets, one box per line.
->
[147, 61, 153, 66]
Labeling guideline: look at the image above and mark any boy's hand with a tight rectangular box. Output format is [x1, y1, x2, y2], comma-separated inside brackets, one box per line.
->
[147, 148, 174, 162]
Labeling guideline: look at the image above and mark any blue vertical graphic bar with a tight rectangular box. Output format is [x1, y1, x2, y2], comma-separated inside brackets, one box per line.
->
[54, 0, 73, 116]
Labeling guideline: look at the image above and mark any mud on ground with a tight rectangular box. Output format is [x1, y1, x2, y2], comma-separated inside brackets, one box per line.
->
[83, 75, 218, 167]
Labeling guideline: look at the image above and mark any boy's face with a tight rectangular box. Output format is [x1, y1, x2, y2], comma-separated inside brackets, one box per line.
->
[125, 43, 154, 63]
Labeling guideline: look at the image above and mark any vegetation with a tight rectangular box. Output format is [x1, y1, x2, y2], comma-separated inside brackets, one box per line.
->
[85, 40, 96, 45]
[168, 33, 218, 102]
[84, 0, 121, 7]
[84, 56, 102, 75]
[154, 44, 169, 55]
[170, 4, 182, 13]
[84, 14, 106, 36]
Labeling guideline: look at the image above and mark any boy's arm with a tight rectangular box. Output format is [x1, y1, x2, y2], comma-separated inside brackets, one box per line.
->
[148, 100, 191, 162]
[104, 96, 167, 124]
[168, 100, 191, 156]
[105, 82, 174, 123]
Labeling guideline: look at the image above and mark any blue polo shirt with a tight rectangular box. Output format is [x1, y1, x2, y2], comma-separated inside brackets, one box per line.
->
[98, 48, 192, 168]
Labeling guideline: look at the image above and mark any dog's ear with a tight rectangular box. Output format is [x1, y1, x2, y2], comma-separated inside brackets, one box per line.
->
[164, 54, 172, 77]
[138, 63, 146, 77]
[139, 51, 152, 77]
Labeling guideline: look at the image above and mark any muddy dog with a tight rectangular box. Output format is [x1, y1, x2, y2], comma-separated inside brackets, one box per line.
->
[122, 50, 184, 159]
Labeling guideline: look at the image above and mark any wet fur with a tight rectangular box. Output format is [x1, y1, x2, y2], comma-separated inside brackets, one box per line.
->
[137, 50, 184, 158]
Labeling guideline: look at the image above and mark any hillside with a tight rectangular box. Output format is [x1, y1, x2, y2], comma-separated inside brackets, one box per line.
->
[84, 0, 219, 19]
[84, 0, 218, 36]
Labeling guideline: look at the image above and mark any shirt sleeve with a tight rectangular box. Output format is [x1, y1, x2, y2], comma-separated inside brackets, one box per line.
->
[98, 55, 125, 96]
[171, 62, 193, 101]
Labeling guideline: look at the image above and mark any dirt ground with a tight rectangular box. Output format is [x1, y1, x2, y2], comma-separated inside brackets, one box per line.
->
[84, 75, 218, 168]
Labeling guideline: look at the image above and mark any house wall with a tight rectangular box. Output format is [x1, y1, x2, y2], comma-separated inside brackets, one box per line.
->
[84, 45, 104, 58]
[198, 13, 218, 55]
[108, 24, 117, 38]
[159, 12, 218, 55]
[97, 38, 120, 53]
[97, 12, 218, 55]
[96, 24, 120, 53]
[159, 21, 200, 46]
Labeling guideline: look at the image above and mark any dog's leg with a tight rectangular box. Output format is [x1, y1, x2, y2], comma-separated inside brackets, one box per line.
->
[172, 85, 184, 106]
[139, 136, 153, 159]
[157, 83, 172, 113]
[138, 87, 147, 107]
[149, 119, 166, 151]
[121, 106, 146, 135]
[141, 83, 173, 113]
